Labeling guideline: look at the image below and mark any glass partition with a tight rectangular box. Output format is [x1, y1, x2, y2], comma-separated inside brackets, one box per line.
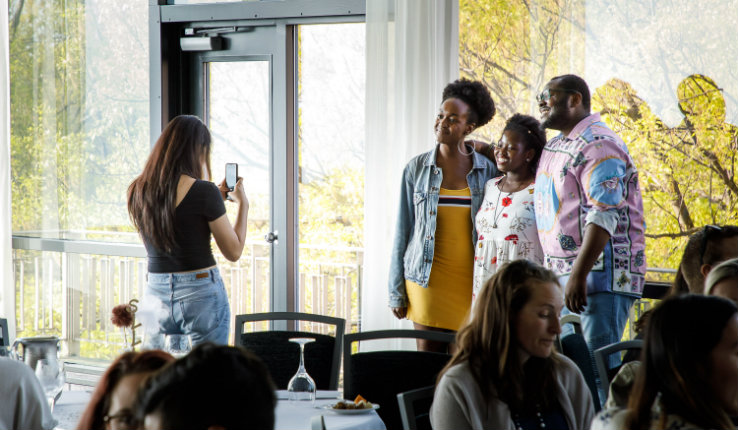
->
[297, 23, 366, 333]
[10, 0, 150, 243]
[459, 0, 738, 275]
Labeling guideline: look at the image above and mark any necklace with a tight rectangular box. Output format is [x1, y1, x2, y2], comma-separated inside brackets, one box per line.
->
[511, 403, 546, 430]
[490, 176, 534, 229]
[491, 177, 513, 229]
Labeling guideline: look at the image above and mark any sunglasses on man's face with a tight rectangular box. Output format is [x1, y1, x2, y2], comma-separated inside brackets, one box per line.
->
[699, 224, 723, 266]
[536, 88, 580, 104]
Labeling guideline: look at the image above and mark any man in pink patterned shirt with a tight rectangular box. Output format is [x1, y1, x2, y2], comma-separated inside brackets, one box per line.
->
[534, 74, 646, 402]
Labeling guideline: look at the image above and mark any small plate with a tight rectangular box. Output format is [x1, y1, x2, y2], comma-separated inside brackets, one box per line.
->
[321, 403, 380, 415]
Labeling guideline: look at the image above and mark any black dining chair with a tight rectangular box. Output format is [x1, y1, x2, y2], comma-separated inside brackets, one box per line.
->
[0, 318, 8, 356]
[234, 312, 345, 390]
[594, 339, 644, 402]
[397, 385, 435, 430]
[560, 332, 600, 411]
[343, 330, 454, 430]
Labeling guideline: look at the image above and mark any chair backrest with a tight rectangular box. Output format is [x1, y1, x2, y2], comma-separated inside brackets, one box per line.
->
[594, 339, 644, 401]
[0, 318, 8, 346]
[0, 318, 8, 357]
[560, 333, 600, 411]
[234, 312, 345, 390]
[343, 330, 454, 430]
[397, 385, 435, 430]
[559, 314, 582, 334]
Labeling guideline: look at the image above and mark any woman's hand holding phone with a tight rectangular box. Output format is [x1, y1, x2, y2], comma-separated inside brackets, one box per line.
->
[218, 177, 248, 208]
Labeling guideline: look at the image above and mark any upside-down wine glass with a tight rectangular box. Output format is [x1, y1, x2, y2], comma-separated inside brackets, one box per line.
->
[164, 334, 192, 358]
[287, 337, 316, 405]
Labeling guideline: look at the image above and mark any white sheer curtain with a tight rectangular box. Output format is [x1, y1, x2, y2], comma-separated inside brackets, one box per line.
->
[0, 3, 14, 339]
[362, 0, 458, 348]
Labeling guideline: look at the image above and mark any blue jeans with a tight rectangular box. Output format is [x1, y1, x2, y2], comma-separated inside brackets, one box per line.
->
[560, 286, 636, 404]
[145, 267, 231, 346]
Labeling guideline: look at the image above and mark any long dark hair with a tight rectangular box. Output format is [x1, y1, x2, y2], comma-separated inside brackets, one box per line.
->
[76, 350, 174, 430]
[626, 294, 737, 429]
[438, 260, 561, 414]
[127, 115, 212, 252]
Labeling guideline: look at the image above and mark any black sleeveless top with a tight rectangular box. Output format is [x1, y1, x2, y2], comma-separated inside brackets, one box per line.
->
[144, 180, 226, 273]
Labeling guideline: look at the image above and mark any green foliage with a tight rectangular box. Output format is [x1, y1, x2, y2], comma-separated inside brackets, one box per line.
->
[299, 166, 364, 248]
[459, 1, 738, 273]
[459, 0, 582, 141]
[593, 76, 738, 271]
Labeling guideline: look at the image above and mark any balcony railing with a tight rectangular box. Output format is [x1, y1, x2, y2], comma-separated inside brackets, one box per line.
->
[11, 233, 672, 358]
[11, 238, 362, 359]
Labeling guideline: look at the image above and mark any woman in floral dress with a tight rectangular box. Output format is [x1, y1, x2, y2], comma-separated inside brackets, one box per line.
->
[473, 114, 547, 304]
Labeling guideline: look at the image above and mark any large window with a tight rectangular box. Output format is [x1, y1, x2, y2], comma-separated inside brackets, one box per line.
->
[459, 0, 738, 275]
[297, 24, 365, 332]
[10, 0, 150, 357]
[10, 0, 149, 242]
[10, 0, 366, 357]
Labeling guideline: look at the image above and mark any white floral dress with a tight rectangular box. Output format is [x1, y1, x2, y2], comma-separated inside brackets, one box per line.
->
[472, 176, 543, 304]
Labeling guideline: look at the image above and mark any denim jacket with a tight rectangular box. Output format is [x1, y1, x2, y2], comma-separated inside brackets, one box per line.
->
[388, 145, 498, 308]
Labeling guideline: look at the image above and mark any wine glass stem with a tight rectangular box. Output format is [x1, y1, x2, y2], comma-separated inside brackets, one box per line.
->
[298, 343, 306, 371]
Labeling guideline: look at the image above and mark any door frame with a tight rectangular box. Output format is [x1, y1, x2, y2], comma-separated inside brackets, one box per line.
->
[148, 0, 365, 313]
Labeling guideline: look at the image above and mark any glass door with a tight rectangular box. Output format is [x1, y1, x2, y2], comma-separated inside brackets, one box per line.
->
[185, 22, 296, 328]
[206, 59, 272, 318]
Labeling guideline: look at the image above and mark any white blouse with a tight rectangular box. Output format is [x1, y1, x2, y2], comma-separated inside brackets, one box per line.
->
[473, 176, 543, 303]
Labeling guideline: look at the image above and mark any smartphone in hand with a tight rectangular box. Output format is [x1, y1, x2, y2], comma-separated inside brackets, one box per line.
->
[225, 163, 238, 192]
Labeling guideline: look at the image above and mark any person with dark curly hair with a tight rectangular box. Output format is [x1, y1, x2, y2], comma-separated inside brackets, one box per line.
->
[472, 114, 546, 305]
[389, 79, 499, 352]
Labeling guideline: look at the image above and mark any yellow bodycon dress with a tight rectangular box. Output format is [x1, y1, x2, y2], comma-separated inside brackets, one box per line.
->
[405, 187, 474, 330]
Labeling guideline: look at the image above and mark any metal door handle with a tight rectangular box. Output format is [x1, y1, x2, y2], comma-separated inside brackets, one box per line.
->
[265, 231, 278, 244]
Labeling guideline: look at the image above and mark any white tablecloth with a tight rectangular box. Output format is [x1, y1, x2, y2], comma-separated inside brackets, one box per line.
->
[53, 389, 386, 430]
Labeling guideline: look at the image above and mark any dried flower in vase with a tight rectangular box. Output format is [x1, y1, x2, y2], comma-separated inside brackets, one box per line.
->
[111, 304, 134, 328]
[111, 299, 142, 351]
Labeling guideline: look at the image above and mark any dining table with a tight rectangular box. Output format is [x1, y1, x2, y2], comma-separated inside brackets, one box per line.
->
[53, 388, 386, 430]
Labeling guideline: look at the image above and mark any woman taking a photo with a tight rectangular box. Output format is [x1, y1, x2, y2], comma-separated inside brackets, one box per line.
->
[389, 79, 498, 352]
[431, 260, 594, 429]
[593, 294, 738, 430]
[473, 114, 546, 305]
[128, 115, 249, 345]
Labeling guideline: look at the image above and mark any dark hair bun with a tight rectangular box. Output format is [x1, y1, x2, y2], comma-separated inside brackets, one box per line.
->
[442, 79, 496, 127]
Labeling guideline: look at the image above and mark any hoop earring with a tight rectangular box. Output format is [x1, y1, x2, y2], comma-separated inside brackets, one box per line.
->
[457, 141, 473, 156]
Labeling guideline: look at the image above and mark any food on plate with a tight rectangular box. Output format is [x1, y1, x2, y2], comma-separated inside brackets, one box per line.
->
[331, 396, 374, 410]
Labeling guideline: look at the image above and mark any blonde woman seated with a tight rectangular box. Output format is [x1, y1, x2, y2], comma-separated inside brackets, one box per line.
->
[431, 260, 594, 429]
[592, 294, 738, 430]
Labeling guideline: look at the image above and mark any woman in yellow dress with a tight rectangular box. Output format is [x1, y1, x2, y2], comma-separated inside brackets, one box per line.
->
[388, 79, 498, 352]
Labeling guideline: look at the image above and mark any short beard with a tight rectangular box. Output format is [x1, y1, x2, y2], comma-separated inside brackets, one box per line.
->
[541, 100, 568, 130]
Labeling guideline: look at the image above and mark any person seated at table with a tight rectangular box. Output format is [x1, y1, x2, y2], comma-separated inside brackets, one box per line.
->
[136, 343, 276, 430]
[592, 294, 738, 429]
[705, 257, 738, 305]
[430, 259, 595, 429]
[671, 224, 738, 294]
[76, 350, 174, 430]
[0, 356, 56, 430]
